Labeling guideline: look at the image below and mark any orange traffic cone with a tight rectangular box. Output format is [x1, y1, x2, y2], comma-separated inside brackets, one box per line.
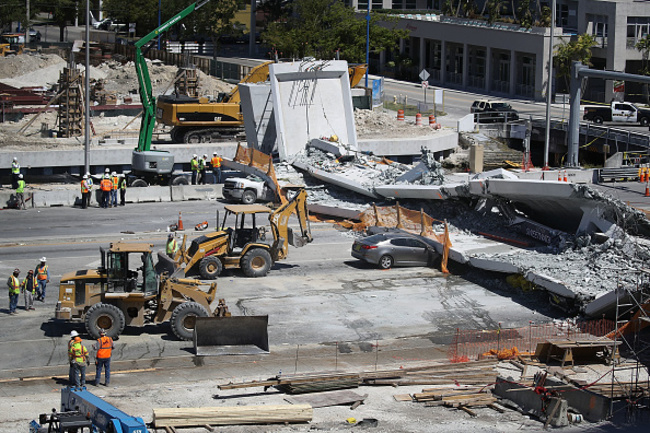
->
[645, 180, 650, 197]
[177, 212, 184, 231]
[563, 170, 568, 182]
[558, 171, 562, 182]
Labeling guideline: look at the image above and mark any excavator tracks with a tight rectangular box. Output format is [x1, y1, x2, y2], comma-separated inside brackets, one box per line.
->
[171, 127, 246, 143]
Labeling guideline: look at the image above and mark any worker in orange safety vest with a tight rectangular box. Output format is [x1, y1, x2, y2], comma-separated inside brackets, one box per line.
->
[34, 257, 49, 301]
[100, 174, 113, 209]
[93, 328, 114, 386]
[211, 151, 223, 184]
[111, 172, 119, 207]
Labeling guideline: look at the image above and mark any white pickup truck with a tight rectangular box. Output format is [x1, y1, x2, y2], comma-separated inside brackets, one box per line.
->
[583, 101, 650, 126]
[222, 175, 275, 204]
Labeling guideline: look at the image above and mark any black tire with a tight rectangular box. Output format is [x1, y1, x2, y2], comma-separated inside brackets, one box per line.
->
[172, 176, 189, 186]
[641, 117, 650, 127]
[241, 248, 272, 277]
[593, 116, 604, 124]
[131, 179, 148, 188]
[241, 189, 257, 204]
[84, 303, 126, 339]
[170, 302, 209, 341]
[378, 255, 394, 270]
[185, 132, 202, 143]
[199, 256, 223, 279]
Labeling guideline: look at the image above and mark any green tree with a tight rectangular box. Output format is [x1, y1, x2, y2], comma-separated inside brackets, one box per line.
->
[554, 33, 598, 90]
[194, 0, 239, 61]
[516, 0, 534, 29]
[103, 0, 160, 37]
[261, 0, 407, 63]
[486, 0, 505, 24]
[0, 0, 26, 32]
[50, 0, 80, 42]
[258, 0, 290, 26]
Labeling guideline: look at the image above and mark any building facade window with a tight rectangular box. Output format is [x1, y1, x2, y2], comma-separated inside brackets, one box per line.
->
[468, 46, 486, 90]
[588, 14, 608, 48]
[628, 17, 650, 47]
[517, 54, 535, 98]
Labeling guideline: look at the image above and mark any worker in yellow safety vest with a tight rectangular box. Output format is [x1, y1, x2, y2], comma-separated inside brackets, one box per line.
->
[190, 154, 199, 185]
[211, 152, 223, 184]
[93, 328, 114, 386]
[35, 257, 49, 301]
[166, 233, 179, 258]
[100, 175, 113, 209]
[69, 334, 89, 387]
[110, 172, 119, 207]
[15, 173, 26, 210]
[7, 268, 20, 314]
[11, 156, 20, 189]
[119, 176, 127, 206]
[21, 269, 37, 311]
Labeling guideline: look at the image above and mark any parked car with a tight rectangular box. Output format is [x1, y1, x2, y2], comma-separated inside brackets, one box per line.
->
[583, 101, 650, 126]
[471, 100, 519, 123]
[351, 231, 439, 269]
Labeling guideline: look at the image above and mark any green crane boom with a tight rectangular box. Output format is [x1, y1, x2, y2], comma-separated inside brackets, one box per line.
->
[134, 0, 210, 154]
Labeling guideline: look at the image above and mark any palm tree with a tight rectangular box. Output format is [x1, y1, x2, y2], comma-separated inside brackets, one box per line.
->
[555, 34, 598, 91]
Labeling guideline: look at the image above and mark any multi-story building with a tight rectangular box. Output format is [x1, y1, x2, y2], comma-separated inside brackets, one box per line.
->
[347, 0, 650, 102]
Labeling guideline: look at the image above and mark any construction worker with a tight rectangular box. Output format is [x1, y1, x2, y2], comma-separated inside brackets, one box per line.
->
[35, 257, 49, 301]
[21, 269, 36, 311]
[69, 332, 90, 387]
[81, 174, 91, 209]
[100, 174, 113, 209]
[7, 268, 20, 315]
[199, 154, 208, 184]
[119, 175, 127, 206]
[15, 173, 26, 210]
[93, 328, 114, 386]
[111, 171, 119, 207]
[166, 233, 179, 258]
[11, 156, 20, 189]
[86, 172, 94, 207]
[190, 154, 199, 185]
[68, 330, 79, 383]
[211, 151, 223, 184]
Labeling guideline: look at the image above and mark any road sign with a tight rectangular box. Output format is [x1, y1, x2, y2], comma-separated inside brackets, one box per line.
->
[421, 81, 428, 89]
[419, 69, 430, 81]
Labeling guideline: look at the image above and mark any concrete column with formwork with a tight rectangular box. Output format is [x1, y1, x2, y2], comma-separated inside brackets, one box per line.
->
[469, 144, 484, 174]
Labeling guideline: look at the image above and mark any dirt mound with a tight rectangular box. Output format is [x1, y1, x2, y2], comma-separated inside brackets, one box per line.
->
[355, 108, 440, 138]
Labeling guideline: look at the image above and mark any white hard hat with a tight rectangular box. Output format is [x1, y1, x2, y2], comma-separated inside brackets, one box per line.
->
[85, 172, 91, 176]
[213, 151, 217, 155]
[18, 174, 23, 179]
[193, 154, 198, 158]
[13, 157, 18, 161]
[105, 168, 110, 172]
[112, 171, 117, 176]
[203, 154, 208, 158]
[40, 257, 46, 262]
[83, 174, 88, 179]
[70, 330, 79, 338]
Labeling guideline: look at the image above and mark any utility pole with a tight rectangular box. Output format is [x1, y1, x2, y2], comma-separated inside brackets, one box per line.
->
[84, 0, 90, 175]
[543, 0, 556, 169]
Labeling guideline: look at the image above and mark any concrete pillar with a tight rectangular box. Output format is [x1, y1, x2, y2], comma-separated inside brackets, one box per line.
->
[469, 144, 484, 174]
[440, 40, 447, 84]
[485, 46, 492, 92]
[510, 49, 516, 96]
[462, 43, 468, 88]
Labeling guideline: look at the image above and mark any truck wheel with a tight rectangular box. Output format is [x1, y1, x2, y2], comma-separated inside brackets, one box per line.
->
[641, 117, 650, 127]
[131, 179, 148, 188]
[593, 116, 604, 124]
[241, 248, 272, 277]
[241, 189, 257, 204]
[172, 176, 189, 186]
[84, 303, 126, 339]
[199, 256, 223, 279]
[170, 302, 209, 341]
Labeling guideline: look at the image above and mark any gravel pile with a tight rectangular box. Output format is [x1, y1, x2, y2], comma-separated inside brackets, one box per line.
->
[354, 108, 441, 138]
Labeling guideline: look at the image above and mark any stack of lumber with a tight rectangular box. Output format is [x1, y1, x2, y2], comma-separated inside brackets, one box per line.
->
[152, 404, 313, 429]
[362, 359, 498, 386]
[218, 372, 361, 394]
[395, 386, 502, 417]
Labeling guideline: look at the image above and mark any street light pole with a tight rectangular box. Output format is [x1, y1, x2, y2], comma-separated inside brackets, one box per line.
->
[158, 0, 162, 50]
[84, 0, 90, 175]
[365, 2, 371, 88]
[543, 0, 556, 169]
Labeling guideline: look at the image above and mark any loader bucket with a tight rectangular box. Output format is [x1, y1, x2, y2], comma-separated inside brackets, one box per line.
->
[193, 316, 269, 356]
[156, 251, 185, 278]
[288, 227, 309, 248]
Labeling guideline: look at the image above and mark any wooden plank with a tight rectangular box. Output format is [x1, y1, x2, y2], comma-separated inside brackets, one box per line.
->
[284, 390, 366, 408]
[393, 394, 413, 401]
[153, 404, 313, 428]
[459, 406, 477, 417]
[488, 402, 506, 413]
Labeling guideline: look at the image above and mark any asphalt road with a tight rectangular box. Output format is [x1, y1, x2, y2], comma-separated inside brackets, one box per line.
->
[0, 199, 560, 380]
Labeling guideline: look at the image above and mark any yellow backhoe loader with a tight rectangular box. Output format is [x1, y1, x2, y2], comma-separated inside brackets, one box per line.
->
[173, 188, 312, 279]
[54, 242, 268, 352]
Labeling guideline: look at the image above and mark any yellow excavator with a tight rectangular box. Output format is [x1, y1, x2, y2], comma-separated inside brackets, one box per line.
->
[173, 188, 312, 279]
[156, 62, 367, 143]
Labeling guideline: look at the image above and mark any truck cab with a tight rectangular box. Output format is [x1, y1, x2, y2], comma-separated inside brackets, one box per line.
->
[611, 102, 641, 124]
[222, 175, 274, 204]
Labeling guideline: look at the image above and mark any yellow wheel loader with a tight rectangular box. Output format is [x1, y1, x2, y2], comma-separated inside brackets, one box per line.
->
[174, 188, 312, 279]
[54, 242, 268, 352]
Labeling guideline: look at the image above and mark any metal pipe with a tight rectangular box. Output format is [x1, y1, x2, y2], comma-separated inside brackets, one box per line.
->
[543, 0, 556, 169]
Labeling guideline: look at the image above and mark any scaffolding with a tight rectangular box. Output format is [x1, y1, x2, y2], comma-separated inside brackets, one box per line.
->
[609, 276, 650, 420]
[174, 66, 199, 98]
[56, 67, 83, 137]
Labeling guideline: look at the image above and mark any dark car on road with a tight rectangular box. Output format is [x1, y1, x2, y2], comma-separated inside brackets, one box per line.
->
[351, 231, 439, 269]
[471, 100, 519, 123]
